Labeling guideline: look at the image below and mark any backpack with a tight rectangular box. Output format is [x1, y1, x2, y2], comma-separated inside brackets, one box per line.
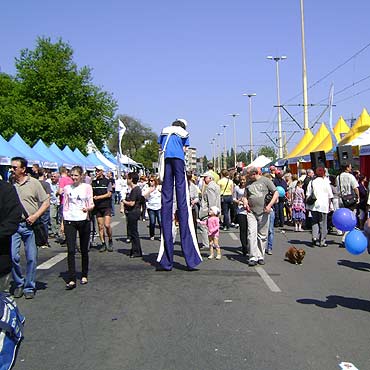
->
[0, 293, 25, 370]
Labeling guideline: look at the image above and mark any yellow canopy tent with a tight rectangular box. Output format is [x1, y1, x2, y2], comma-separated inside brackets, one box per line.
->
[311, 116, 351, 152]
[339, 108, 370, 145]
[333, 116, 350, 142]
[294, 123, 331, 157]
[286, 129, 314, 158]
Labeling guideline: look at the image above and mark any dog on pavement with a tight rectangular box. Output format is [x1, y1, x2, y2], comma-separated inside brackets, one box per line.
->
[285, 246, 306, 265]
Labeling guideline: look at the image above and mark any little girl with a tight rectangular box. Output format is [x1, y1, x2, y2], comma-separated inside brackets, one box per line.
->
[292, 180, 306, 232]
[199, 206, 221, 260]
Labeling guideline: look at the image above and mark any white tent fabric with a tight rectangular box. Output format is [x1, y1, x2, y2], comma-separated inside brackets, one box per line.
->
[119, 154, 138, 165]
[347, 127, 370, 146]
[247, 155, 272, 168]
[86, 139, 116, 170]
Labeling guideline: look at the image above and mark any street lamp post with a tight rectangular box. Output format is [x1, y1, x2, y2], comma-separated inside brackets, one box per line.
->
[210, 138, 216, 168]
[242, 93, 256, 164]
[228, 113, 240, 169]
[220, 124, 228, 169]
[267, 55, 287, 159]
[216, 132, 223, 172]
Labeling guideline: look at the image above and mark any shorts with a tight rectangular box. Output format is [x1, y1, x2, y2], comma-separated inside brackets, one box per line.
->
[94, 208, 111, 218]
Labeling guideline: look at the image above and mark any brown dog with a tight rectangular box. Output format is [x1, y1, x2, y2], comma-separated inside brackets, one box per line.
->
[285, 246, 306, 265]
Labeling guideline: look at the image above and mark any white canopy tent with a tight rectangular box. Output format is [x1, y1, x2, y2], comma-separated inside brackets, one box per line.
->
[86, 139, 117, 170]
[246, 155, 272, 169]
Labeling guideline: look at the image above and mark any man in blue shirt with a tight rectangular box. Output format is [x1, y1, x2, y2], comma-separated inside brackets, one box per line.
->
[157, 119, 202, 271]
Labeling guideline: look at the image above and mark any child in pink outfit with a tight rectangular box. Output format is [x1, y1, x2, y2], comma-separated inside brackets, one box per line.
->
[198, 206, 221, 260]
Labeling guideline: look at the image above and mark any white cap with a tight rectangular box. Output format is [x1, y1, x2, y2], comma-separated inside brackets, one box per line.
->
[210, 206, 220, 215]
[95, 165, 104, 171]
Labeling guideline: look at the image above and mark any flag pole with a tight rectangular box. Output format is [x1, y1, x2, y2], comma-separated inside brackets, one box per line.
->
[117, 118, 121, 178]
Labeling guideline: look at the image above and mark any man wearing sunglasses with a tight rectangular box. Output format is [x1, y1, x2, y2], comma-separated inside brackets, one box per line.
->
[10, 157, 50, 299]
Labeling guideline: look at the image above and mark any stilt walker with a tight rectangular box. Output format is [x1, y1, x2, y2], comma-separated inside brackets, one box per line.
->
[157, 119, 202, 270]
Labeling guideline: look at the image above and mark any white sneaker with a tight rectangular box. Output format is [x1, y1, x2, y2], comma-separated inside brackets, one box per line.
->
[216, 254, 221, 260]
[208, 254, 214, 259]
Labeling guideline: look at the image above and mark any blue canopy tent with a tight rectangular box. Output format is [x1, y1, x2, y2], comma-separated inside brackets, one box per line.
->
[86, 152, 109, 169]
[33, 139, 66, 168]
[49, 143, 76, 168]
[73, 148, 96, 170]
[62, 146, 92, 170]
[9, 133, 58, 168]
[0, 135, 25, 165]
[101, 144, 119, 165]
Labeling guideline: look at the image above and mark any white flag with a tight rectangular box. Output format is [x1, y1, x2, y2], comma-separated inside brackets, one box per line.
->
[118, 119, 126, 156]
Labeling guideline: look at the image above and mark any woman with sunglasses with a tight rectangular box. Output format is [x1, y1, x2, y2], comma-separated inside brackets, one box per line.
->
[63, 166, 94, 290]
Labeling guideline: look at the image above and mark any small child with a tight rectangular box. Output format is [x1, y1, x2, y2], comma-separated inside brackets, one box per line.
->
[292, 180, 306, 232]
[199, 206, 221, 260]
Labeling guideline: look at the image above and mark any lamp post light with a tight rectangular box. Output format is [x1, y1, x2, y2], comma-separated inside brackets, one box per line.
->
[216, 132, 223, 172]
[242, 93, 256, 164]
[220, 124, 228, 169]
[228, 113, 240, 169]
[210, 138, 216, 168]
[267, 55, 287, 158]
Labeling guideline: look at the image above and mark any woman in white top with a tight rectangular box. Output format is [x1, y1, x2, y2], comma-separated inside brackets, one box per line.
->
[233, 175, 248, 256]
[305, 167, 333, 247]
[63, 166, 94, 290]
[142, 176, 162, 240]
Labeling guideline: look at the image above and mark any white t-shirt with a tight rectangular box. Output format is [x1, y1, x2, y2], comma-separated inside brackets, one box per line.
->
[63, 183, 94, 221]
[306, 177, 333, 214]
[336, 172, 359, 196]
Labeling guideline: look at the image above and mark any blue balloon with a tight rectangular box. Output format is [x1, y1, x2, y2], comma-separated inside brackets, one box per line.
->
[345, 229, 367, 255]
[276, 186, 285, 197]
[332, 208, 357, 232]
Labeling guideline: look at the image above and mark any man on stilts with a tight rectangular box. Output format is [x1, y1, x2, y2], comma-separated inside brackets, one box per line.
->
[157, 119, 202, 271]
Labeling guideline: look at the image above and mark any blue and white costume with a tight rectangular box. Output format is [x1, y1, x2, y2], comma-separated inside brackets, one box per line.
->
[157, 124, 202, 270]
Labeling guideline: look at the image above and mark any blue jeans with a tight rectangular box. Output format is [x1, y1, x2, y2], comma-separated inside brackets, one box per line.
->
[267, 209, 275, 251]
[221, 195, 233, 228]
[148, 209, 161, 238]
[11, 221, 38, 293]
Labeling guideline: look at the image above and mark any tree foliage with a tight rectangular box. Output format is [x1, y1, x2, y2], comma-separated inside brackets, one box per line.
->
[258, 146, 277, 161]
[0, 37, 117, 153]
[107, 115, 158, 159]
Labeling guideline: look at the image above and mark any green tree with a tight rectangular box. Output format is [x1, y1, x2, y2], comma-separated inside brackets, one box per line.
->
[134, 140, 160, 170]
[108, 115, 158, 158]
[0, 37, 117, 152]
[258, 146, 277, 161]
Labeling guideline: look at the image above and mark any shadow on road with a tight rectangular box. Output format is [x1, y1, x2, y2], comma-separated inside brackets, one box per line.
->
[289, 239, 313, 248]
[297, 295, 370, 312]
[337, 259, 370, 272]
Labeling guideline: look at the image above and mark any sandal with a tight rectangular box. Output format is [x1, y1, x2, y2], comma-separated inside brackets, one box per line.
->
[65, 282, 76, 290]
[80, 277, 88, 285]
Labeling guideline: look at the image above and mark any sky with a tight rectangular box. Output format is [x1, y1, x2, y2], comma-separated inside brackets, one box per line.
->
[1, 1, 370, 160]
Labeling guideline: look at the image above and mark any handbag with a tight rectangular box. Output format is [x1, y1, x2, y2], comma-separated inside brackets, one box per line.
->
[306, 181, 317, 205]
[158, 134, 171, 182]
[338, 174, 358, 208]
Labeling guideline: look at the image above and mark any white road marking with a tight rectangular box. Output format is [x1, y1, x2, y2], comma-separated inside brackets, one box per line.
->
[111, 221, 120, 228]
[229, 232, 238, 240]
[37, 253, 67, 270]
[255, 267, 282, 292]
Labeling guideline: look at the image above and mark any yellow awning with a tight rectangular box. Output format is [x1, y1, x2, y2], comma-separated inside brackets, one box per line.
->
[286, 129, 314, 158]
[333, 116, 350, 142]
[311, 116, 351, 152]
[339, 108, 370, 145]
[295, 123, 331, 157]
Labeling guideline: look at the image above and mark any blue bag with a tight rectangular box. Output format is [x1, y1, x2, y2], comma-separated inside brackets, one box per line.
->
[0, 293, 25, 370]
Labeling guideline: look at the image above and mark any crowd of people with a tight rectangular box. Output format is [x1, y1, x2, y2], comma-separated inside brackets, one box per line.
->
[0, 129, 366, 298]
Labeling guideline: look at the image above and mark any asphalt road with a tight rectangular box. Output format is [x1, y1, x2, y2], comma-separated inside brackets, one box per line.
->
[10, 210, 370, 370]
